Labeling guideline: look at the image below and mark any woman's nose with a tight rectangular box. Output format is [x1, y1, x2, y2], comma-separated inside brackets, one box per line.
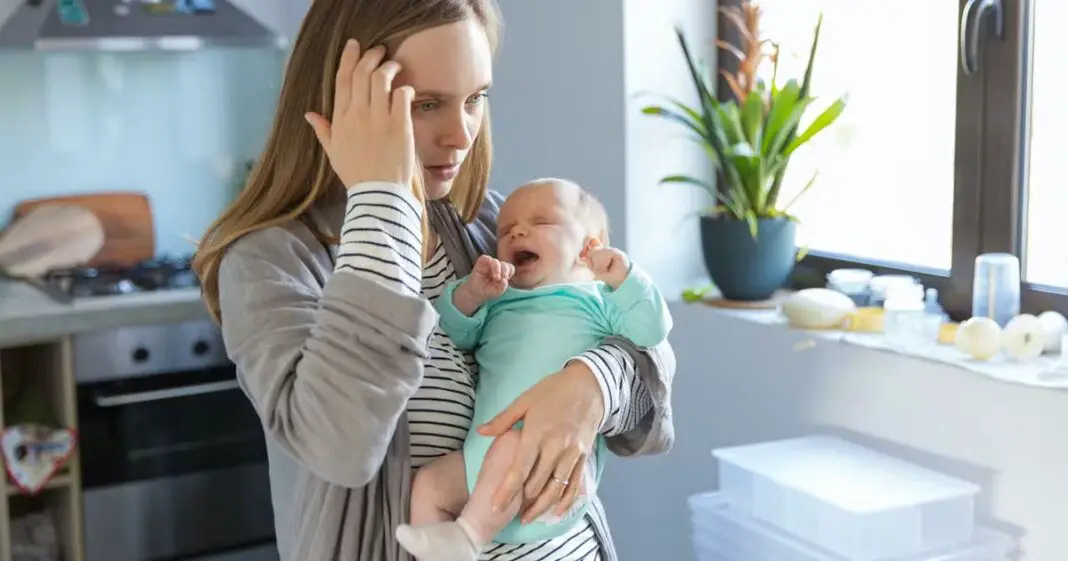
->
[439, 110, 476, 150]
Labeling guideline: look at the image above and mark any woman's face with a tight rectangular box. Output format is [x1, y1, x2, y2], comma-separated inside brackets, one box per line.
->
[393, 18, 493, 200]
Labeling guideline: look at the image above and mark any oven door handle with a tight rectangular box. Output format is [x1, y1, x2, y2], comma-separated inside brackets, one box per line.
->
[94, 380, 241, 407]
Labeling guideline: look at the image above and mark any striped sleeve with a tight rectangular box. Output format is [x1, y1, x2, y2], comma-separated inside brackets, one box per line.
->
[571, 344, 654, 438]
[334, 182, 423, 296]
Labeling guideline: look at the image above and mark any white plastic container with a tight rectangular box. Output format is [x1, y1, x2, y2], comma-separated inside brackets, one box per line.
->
[688, 492, 1015, 561]
[712, 436, 982, 560]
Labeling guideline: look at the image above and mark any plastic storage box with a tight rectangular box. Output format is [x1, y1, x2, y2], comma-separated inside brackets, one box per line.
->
[712, 436, 982, 560]
[689, 492, 1015, 561]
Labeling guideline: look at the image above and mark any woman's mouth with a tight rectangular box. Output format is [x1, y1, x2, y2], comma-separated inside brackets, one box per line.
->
[424, 164, 460, 181]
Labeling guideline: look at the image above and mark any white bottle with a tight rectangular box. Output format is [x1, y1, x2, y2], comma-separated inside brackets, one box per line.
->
[883, 284, 927, 345]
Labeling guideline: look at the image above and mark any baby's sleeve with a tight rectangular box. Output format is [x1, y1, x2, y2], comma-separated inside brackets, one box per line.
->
[602, 264, 673, 348]
[434, 277, 489, 351]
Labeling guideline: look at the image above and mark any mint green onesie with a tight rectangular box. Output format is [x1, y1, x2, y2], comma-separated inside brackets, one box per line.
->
[434, 264, 672, 544]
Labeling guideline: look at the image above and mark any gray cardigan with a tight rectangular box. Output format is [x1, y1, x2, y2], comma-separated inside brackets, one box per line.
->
[215, 190, 676, 561]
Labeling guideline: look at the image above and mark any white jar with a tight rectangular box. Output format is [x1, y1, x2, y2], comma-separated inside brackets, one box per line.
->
[869, 274, 919, 307]
[826, 268, 874, 305]
[883, 284, 930, 345]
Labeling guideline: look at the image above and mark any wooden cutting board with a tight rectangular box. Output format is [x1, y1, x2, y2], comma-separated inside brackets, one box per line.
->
[13, 192, 155, 268]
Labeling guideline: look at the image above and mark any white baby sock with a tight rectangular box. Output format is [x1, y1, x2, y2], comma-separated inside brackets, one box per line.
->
[395, 518, 482, 561]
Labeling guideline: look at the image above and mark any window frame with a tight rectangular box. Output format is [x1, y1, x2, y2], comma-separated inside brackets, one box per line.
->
[715, 0, 1066, 321]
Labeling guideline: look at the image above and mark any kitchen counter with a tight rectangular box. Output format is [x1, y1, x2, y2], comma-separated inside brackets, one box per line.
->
[0, 281, 209, 347]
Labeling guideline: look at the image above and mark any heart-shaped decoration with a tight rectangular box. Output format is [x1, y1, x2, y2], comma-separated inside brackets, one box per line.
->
[0, 424, 77, 496]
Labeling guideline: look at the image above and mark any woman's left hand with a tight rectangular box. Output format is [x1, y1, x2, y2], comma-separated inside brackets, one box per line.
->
[477, 361, 604, 523]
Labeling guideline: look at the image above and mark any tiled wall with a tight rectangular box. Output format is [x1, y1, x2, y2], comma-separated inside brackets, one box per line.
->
[0, 47, 284, 256]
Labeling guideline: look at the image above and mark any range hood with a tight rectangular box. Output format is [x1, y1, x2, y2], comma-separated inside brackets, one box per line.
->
[0, 0, 288, 51]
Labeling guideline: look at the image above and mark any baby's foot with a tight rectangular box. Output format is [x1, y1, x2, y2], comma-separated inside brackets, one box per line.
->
[396, 520, 480, 561]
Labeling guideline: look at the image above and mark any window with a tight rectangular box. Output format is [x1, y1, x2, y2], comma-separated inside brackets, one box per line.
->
[716, 0, 1067, 319]
[753, 0, 958, 272]
[1022, 1, 1068, 290]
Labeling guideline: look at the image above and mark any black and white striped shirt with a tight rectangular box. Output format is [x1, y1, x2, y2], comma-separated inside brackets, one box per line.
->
[336, 183, 652, 561]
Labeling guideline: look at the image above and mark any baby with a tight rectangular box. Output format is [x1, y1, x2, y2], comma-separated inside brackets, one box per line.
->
[395, 178, 672, 561]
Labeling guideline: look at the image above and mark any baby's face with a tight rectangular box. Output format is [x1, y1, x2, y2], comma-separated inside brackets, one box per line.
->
[496, 181, 592, 289]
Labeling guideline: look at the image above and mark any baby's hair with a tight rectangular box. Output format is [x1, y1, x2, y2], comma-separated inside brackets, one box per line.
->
[576, 188, 610, 246]
[524, 177, 611, 245]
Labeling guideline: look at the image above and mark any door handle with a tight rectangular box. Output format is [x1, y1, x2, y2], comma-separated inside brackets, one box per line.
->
[94, 380, 240, 407]
[960, 0, 1005, 76]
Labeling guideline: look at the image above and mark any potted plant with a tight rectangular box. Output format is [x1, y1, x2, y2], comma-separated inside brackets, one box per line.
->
[643, 2, 846, 301]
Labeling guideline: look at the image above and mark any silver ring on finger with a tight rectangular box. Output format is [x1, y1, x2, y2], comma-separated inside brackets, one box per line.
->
[551, 475, 570, 487]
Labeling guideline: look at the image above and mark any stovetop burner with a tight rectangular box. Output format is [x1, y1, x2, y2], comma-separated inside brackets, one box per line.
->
[44, 254, 199, 298]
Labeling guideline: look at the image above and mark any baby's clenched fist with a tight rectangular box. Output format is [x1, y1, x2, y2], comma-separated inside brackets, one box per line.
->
[585, 247, 630, 289]
[453, 255, 514, 316]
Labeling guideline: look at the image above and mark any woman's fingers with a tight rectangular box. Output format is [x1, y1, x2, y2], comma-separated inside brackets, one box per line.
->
[492, 427, 538, 512]
[522, 440, 565, 500]
[334, 39, 360, 118]
[352, 46, 386, 111]
[555, 456, 586, 516]
[480, 397, 526, 437]
[521, 449, 583, 523]
[392, 85, 415, 123]
[371, 61, 402, 116]
[304, 112, 332, 149]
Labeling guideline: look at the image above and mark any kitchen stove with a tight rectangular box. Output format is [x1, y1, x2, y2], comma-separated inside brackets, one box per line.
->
[43, 254, 198, 297]
[57, 251, 276, 561]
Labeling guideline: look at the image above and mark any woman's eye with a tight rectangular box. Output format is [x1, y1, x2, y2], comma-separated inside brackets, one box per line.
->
[466, 93, 487, 106]
[416, 101, 438, 112]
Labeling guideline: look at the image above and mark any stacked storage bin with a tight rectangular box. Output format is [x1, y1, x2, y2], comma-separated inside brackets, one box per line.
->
[690, 435, 1017, 561]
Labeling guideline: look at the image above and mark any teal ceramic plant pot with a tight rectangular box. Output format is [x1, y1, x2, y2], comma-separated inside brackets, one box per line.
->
[700, 216, 797, 301]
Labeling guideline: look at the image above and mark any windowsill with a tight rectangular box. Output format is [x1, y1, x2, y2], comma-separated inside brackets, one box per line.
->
[687, 301, 1068, 392]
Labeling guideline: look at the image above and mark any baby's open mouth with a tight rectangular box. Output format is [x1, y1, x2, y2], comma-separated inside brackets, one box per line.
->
[512, 250, 540, 268]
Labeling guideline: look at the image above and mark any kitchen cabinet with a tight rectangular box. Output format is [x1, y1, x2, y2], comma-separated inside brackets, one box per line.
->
[0, 271, 256, 561]
[0, 339, 85, 561]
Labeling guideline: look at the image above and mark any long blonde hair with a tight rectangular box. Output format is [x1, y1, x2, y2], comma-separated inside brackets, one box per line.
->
[193, 0, 501, 322]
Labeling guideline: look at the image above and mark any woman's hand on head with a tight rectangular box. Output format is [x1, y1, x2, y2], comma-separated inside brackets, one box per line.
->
[306, 40, 416, 189]
[478, 361, 605, 523]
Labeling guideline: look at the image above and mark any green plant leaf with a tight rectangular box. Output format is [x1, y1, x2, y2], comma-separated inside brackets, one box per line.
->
[761, 79, 801, 155]
[717, 103, 746, 146]
[646, 96, 711, 137]
[658, 174, 714, 193]
[661, 175, 751, 218]
[768, 40, 781, 95]
[744, 209, 759, 239]
[674, 27, 719, 141]
[780, 171, 819, 213]
[741, 90, 765, 148]
[725, 142, 755, 158]
[641, 105, 706, 141]
[725, 149, 757, 195]
[695, 136, 722, 167]
[682, 284, 716, 302]
[665, 97, 707, 131]
[767, 96, 815, 158]
[783, 97, 847, 156]
[765, 13, 825, 211]
[798, 13, 823, 100]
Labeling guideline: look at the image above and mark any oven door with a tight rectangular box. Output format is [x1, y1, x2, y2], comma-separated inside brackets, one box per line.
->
[77, 365, 275, 561]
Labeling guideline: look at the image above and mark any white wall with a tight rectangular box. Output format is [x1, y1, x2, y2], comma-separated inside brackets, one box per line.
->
[490, 0, 628, 241]
[621, 0, 712, 298]
[490, 2, 1063, 561]
[492, 0, 710, 296]
[599, 305, 1060, 560]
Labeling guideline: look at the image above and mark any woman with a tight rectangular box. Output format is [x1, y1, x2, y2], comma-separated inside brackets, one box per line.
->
[192, 1, 676, 560]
